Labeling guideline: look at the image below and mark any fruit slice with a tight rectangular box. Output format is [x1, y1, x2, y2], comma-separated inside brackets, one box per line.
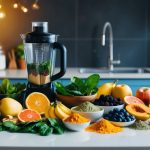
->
[124, 96, 144, 105]
[126, 104, 150, 120]
[55, 104, 70, 120]
[56, 101, 72, 115]
[25, 92, 50, 114]
[45, 103, 57, 119]
[18, 109, 41, 122]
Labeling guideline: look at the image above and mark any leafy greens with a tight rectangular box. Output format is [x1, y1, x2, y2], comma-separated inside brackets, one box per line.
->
[55, 74, 100, 96]
[0, 118, 65, 136]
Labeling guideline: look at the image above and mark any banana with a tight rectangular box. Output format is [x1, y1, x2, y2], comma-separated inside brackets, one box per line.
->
[45, 103, 57, 119]
[48, 105, 57, 119]
[55, 103, 69, 120]
[57, 101, 72, 115]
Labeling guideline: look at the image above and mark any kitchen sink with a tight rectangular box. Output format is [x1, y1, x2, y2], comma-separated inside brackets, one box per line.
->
[79, 67, 150, 74]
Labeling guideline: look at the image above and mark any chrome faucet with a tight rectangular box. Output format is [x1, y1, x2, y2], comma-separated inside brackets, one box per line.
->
[102, 22, 120, 71]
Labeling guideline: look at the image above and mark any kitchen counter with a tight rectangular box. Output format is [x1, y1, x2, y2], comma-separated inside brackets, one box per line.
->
[1, 68, 150, 79]
[0, 129, 150, 147]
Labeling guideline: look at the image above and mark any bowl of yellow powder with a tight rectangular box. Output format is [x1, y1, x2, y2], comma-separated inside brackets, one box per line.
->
[63, 113, 91, 131]
[71, 102, 104, 122]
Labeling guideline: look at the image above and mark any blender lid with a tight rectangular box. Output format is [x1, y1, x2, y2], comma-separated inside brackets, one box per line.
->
[25, 22, 58, 43]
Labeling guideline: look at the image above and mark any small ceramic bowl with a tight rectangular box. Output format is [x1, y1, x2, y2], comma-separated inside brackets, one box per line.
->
[99, 104, 124, 114]
[56, 93, 97, 107]
[71, 107, 104, 122]
[110, 119, 136, 127]
[63, 120, 90, 131]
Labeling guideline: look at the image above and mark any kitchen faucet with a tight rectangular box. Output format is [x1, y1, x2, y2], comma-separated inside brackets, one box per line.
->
[102, 22, 120, 71]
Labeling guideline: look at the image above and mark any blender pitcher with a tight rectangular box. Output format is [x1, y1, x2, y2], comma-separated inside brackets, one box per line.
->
[21, 22, 67, 99]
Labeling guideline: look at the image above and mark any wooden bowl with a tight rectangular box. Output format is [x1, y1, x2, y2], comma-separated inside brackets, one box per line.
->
[56, 93, 97, 107]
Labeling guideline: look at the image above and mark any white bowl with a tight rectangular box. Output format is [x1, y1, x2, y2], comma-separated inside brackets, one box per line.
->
[63, 120, 90, 131]
[110, 119, 136, 127]
[99, 104, 124, 114]
[71, 107, 104, 122]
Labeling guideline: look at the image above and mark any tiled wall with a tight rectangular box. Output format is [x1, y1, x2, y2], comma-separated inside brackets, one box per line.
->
[0, 0, 149, 67]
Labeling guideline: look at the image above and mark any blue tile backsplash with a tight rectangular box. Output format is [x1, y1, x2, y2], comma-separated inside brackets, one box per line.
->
[0, 0, 149, 67]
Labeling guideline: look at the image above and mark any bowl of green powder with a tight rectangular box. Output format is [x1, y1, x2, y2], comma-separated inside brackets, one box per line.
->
[71, 102, 104, 122]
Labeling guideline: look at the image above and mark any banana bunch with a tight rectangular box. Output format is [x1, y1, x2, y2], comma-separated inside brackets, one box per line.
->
[45, 101, 72, 120]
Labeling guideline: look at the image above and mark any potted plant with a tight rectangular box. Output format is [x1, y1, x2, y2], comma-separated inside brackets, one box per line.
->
[15, 44, 26, 69]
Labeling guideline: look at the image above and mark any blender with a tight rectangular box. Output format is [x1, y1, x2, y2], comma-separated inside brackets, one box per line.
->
[21, 22, 67, 101]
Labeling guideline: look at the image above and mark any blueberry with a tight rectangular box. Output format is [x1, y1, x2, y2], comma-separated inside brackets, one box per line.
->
[100, 95, 105, 100]
[122, 119, 126, 122]
[118, 118, 122, 122]
[121, 109, 126, 113]
[104, 102, 109, 106]
[126, 117, 131, 122]
[130, 116, 135, 121]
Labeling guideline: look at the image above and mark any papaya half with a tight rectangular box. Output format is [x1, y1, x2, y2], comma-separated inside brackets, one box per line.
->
[126, 104, 150, 120]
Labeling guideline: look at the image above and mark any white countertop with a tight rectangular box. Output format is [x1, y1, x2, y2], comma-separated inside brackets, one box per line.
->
[0, 68, 150, 79]
[0, 129, 150, 147]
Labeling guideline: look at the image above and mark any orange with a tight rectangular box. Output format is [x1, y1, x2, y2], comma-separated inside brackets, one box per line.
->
[25, 92, 50, 114]
[124, 96, 144, 105]
[18, 109, 41, 122]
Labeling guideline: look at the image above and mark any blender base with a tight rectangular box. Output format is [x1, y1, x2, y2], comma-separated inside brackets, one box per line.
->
[21, 82, 56, 107]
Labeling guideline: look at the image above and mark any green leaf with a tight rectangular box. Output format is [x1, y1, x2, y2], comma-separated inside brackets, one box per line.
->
[47, 118, 59, 127]
[47, 119, 65, 134]
[71, 77, 84, 88]
[1, 79, 11, 94]
[65, 83, 78, 91]
[66, 90, 83, 96]
[84, 74, 100, 95]
[54, 82, 71, 96]
[3, 121, 20, 132]
[36, 122, 53, 136]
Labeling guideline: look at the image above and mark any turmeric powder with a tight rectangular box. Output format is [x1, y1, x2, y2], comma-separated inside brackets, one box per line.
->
[86, 119, 123, 134]
[64, 113, 90, 124]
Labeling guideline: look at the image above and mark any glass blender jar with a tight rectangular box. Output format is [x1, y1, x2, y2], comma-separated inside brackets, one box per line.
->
[21, 22, 67, 100]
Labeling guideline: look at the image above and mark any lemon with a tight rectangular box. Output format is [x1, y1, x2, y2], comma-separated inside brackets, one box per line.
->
[0, 98, 23, 116]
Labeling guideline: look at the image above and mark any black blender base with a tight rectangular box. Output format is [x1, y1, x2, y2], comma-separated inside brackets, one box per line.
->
[21, 82, 56, 107]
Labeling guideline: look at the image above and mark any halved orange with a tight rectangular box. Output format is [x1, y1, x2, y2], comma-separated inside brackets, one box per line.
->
[25, 92, 50, 114]
[18, 109, 41, 122]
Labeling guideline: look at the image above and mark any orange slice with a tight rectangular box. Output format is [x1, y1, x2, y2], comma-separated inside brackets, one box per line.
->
[25, 92, 50, 114]
[124, 96, 144, 105]
[18, 109, 41, 122]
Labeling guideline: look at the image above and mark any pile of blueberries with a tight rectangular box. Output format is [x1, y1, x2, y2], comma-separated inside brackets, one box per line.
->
[103, 108, 135, 122]
[93, 95, 124, 106]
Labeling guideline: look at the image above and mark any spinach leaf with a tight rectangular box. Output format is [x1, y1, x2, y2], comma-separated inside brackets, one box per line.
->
[3, 121, 20, 132]
[14, 83, 26, 94]
[54, 82, 71, 96]
[21, 122, 38, 133]
[66, 90, 83, 96]
[54, 74, 100, 96]
[0, 122, 3, 132]
[47, 118, 65, 134]
[71, 77, 84, 89]
[36, 122, 53, 136]
[47, 118, 59, 127]
[53, 126, 64, 134]
[1, 79, 11, 94]
[0, 79, 26, 99]
[65, 83, 78, 91]
[84, 74, 100, 95]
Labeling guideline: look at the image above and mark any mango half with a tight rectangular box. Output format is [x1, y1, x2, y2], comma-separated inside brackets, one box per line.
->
[126, 104, 150, 120]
